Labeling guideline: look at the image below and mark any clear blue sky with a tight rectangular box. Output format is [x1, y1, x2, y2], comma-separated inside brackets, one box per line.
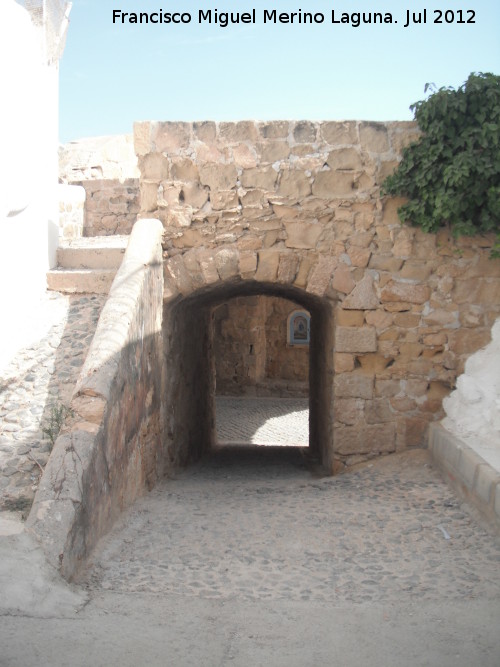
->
[59, 1, 500, 142]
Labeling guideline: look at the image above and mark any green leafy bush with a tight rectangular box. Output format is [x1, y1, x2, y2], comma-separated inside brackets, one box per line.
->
[382, 73, 500, 255]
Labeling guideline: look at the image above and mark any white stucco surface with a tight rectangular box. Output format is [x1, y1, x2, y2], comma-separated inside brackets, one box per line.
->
[0, 0, 60, 316]
[442, 318, 500, 470]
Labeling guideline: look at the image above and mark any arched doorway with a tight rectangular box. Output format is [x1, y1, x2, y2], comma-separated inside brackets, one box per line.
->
[162, 280, 336, 472]
[213, 294, 310, 448]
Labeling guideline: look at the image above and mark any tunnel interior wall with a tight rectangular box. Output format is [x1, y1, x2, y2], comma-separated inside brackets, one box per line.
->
[163, 298, 214, 469]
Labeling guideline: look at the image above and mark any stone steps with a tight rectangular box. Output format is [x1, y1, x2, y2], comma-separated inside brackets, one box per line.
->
[47, 235, 129, 293]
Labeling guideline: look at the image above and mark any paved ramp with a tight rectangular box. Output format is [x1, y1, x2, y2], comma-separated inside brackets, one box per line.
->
[82, 450, 500, 606]
[215, 397, 309, 446]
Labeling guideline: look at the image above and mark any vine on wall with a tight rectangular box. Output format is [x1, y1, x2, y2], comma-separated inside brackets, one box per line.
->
[383, 73, 500, 256]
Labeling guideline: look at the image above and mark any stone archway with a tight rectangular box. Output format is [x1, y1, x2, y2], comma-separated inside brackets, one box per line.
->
[162, 277, 336, 473]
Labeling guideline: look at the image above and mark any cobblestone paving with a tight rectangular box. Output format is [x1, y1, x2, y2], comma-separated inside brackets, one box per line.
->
[0, 293, 105, 516]
[82, 449, 500, 605]
[216, 397, 308, 446]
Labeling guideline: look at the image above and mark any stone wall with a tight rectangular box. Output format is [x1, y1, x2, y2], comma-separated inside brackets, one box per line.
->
[80, 178, 140, 236]
[27, 219, 164, 578]
[214, 295, 309, 397]
[136, 119, 500, 470]
[59, 135, 140, 236]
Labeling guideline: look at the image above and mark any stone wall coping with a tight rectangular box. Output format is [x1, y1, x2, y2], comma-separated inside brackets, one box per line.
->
[74, 218, 163, 401]
[27, 217, 164, 576]
[429, 422, 500, 534]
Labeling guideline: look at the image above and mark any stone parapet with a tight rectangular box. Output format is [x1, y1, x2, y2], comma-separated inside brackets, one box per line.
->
[59, 135, 140, 236]
[27, 218, 164, 578]
[429, 423, 500, 534]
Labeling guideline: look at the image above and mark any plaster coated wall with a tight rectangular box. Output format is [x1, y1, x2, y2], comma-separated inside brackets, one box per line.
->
[0, 1, 60, 309]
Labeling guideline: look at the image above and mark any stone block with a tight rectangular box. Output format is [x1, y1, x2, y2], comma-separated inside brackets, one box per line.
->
[334, 353, 355, 373]
[141, 182, 159, 213]
[306, 256, 338, 296]
[134, 121, 152, 156]
[357, 353, 394, 373]
[335, 426, 363, 455]
[495, 484, 500, 521]
[277, 253, 299, 284]
[365, 398, 394, 424]
[458, 446, 482, 490]
[335, 398, 364, 425]
[196, 144, 226, 164]
[278, 170, 311, 198]
[368, 254, 404, 273]
[381, 197, 407, 225]
[399, 261, 433, 282]
[193, 121, 216, 142]
[181, 183, 209, 209]
[342, 275, 379, 310]
[211, 190, 239, 211]
[171, 158, 199, 181]
[293, 121, 317, 143]
[334, 372, 374, 399]
[285, 221, 323, 249]
[255, 249, 279, 281]
[200, 164, 238, 190]
[155, 121, 191, 152]
[239, 251, 257, 276]
[347, 246, 371, 268]
[197, 250, 219, 285]
[259, 121, 290, 139]
[312, 170, 357, 197]
[219, 121, 258, 143]
[165, 254, 193, 294]
[327, 148, 362, 170]
[394, 312, 420, 328]
[381, 280, 430, 304]
[331, 265, 356, 295]
[165, 206, 192, 228]
[215, 247, 240, 281]
[376, 160, 398, 182]
[474, 465, 500, 505]
[336, 326, 377, 353]
[237, 236, 263, 251]
[403, 417, 428, 447]
[71, 395, 107, 424]
[259, 141, 291, 163]
[141, 153, 169, 181]
[449, 328, 491, 356]
[336, 309, 364, 326]
[232, 144, 258, 168]
[320, 121, 358, 145]
[241, 167, 278, 191]
[359, 122, 389, 152]
[375, 379, 401, 397]
[365, 309, 393, 330]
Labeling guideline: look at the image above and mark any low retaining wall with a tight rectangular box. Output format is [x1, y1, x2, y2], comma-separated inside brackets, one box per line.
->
[429, 423, 500, 534]
[27, 218, 164, 578]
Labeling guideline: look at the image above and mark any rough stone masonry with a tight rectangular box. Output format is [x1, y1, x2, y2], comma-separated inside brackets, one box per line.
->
[135, 119, 500, 472]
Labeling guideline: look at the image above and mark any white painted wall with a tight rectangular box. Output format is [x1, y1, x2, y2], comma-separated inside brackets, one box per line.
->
[0, 0, 60, 312]
[442, 318, 500, 464]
